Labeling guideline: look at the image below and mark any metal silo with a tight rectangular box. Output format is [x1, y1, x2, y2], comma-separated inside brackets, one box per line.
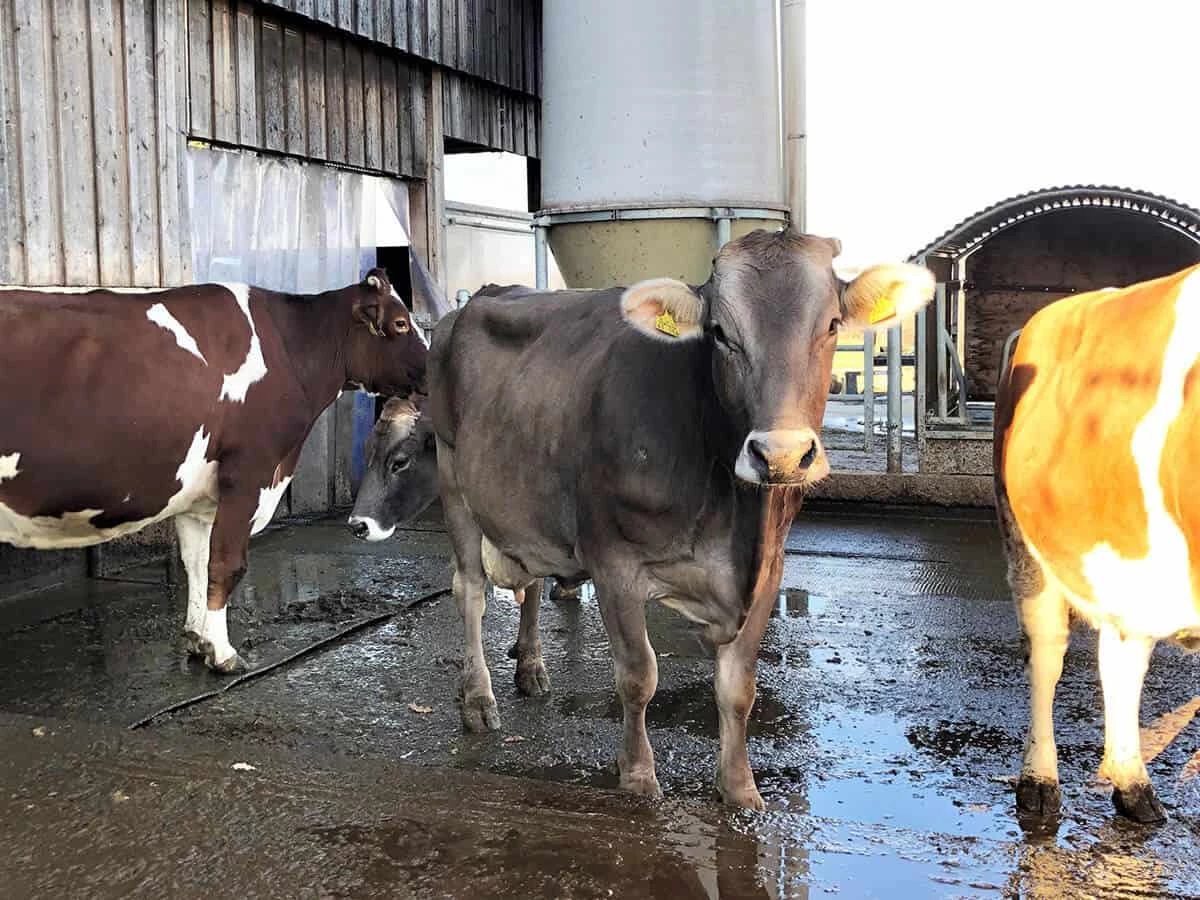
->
[537, 0, 789, 288]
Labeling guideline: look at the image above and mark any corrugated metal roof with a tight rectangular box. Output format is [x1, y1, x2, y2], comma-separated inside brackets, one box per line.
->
[910, 185, 1200, 262]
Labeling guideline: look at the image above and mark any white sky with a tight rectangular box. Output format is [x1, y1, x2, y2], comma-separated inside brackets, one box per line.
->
[446, 1, 1200, 267]
[805, 0, 1200, 264]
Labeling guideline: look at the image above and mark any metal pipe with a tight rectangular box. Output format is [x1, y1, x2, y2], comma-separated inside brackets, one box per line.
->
[781, 0, 806, 230]
[915, 305, 926, 471]
[934, 283, 948, 419]
[534, 225, 548, 290]
[862, 335, 874, 451]
[716, 216, 731, 250]
[886, 324, 902, 473]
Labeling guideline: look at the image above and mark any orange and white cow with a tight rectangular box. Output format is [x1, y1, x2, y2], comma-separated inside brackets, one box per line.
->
[995, 262, 1200, 824]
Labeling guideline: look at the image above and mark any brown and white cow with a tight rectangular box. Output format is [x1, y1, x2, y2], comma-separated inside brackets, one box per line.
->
[0, 271, 427, 672]
[425, 229, 934, 808]
[995, 262, 1200, 824]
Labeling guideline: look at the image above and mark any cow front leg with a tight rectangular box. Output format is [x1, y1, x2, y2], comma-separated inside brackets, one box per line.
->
[1097, 625, 1164, 823]
[200, 492, 258, 674]
[1015, 582, 1070, 818]
[514, 578, 550, 697]
[714, 632, 767, 811]
[595, 586, 661, 798]
[175, 513, 213, 657]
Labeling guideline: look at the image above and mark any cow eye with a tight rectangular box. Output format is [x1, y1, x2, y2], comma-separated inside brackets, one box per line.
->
[395, 319, 411, 335]
[390, 456, 411, 474]
[828, 317, 841, 335]
[710, 324, 734, 349]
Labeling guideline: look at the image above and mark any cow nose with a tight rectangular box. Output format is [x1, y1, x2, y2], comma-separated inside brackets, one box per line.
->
[736, 429, 827, 485]
[349, 519, 370, 539]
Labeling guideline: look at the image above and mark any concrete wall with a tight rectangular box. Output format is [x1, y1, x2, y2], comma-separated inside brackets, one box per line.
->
[963, 209, 1200, 401]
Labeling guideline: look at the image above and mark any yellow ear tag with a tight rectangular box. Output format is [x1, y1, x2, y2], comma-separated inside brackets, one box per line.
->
[654, 310, 681, 338]
[868, 295, 896, 326]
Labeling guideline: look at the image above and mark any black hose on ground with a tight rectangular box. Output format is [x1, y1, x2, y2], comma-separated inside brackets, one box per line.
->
[128, 587, 450, 730]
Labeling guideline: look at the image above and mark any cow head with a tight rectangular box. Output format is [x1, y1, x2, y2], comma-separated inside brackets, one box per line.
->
[347, 397, 439, 541]
[620, 228, 934, 485]
[345, 268, 429, 397]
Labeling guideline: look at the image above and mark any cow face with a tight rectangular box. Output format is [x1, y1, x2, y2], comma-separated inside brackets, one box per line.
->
[620, 228, 934, 485]
[346, 268, 429, 397]
[348, 398, 439, 541]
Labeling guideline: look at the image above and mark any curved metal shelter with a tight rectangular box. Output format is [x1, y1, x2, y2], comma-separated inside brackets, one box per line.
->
[911, 185, 1200, 263]
[903, 186, 1200, 476]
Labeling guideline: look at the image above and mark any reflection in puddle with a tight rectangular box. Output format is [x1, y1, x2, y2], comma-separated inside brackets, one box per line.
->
[772, 588, 829, 618]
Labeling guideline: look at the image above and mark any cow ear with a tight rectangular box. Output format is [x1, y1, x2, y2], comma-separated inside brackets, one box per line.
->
[841, 263, 935, 331]
[620, 278, 705, 341]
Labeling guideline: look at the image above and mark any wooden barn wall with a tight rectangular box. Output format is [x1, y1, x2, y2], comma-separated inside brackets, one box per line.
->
[0, 0, 191, 287]
[258, 0, 541, 98]
[441, 68, 538, 156]
[187, 0, 428, 177]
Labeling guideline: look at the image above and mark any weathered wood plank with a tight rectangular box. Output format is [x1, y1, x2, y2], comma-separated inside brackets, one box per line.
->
[336, 0, 352, 32]
[394, 0, 410, 52]
[497, 0, 511, 89]
[304, 32, 327, 159]
[283, 25, 306, 155]
[427, 0, 441, 65]
[396, 60, 414, 176]
[344, 42, 365, 167]
[442, 0, 456, 70]
[261, 19, 285, 152]
[294, 0, 314, 17]
[123, 0, 161, 286]
[409, 0, 425, 59]
[315, 0, 335, 23]
[378, 0, 392, 53]
[380, 58, 400, 175]
[234, 2, 259, 146]
[187, 0, 213, 138]
[90, 0, 134, 285]
[211, 0, 238, 142]
[411, 65, 427, 174]
[55, 0, 101, 285]
[355, 0, 373, 39]
[362, 50, 382, 171]
[324, 39, 346, 163]
[11, 0, 57, 284]
[156, 0, 190, 283]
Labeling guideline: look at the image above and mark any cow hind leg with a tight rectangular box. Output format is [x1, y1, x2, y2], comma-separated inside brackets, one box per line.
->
[1097, 625, 1165, 824]
[513, 578, 550, 697]
[593, 575, 662, 798]
[174, 513, 213, 657]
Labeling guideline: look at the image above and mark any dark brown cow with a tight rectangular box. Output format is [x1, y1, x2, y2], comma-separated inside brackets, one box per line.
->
[995, 262, 1200, 824]
[426, 229, 934, 808]
[0, 270, 427, 672]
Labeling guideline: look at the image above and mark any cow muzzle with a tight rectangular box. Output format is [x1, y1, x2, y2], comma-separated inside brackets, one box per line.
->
[733, 428, 828, 485]
[347, 514, 396, 542]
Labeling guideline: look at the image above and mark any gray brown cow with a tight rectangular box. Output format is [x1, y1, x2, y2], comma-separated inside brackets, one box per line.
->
[427, 228, 934, 808]
[0, 270, 427, 672]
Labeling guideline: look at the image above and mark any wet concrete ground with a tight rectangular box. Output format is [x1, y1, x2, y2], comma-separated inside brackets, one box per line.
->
[2, 505, 1199, 897]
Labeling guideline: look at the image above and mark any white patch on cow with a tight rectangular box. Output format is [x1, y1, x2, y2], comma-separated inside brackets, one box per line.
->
[217, 283, 268, 403]
[146, 303, 208, 365]
[1077, 271, 1200, 640]
[0, 427, 218, 549]
[250, 476, 292, 535]
[200, 605, 237, 668]
[347, 515, 395, 542]
[0, 453, 20, 483]
[175, 514, 213, 637]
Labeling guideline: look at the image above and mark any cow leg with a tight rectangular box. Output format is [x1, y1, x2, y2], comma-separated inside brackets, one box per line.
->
[594, 580, 661, 798]
[174, 513, 213, 657]
[1097, 625, 1164, 823]
[714, 620, 771, 811]
[514, 578, 550, 696]
[1014, 579, 1070, 817]
[200, 489, 258, 674]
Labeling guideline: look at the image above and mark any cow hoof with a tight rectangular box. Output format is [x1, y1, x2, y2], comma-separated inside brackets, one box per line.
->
[206, 650, 245, 675]
[719, 781, 766, 812]
[619, 770, 663, 799]
[1015, 775, 1061, 818]
[515, 658, 550, 697]
[1113, 783, 1167, 824]
[461, 695, 501, 733]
